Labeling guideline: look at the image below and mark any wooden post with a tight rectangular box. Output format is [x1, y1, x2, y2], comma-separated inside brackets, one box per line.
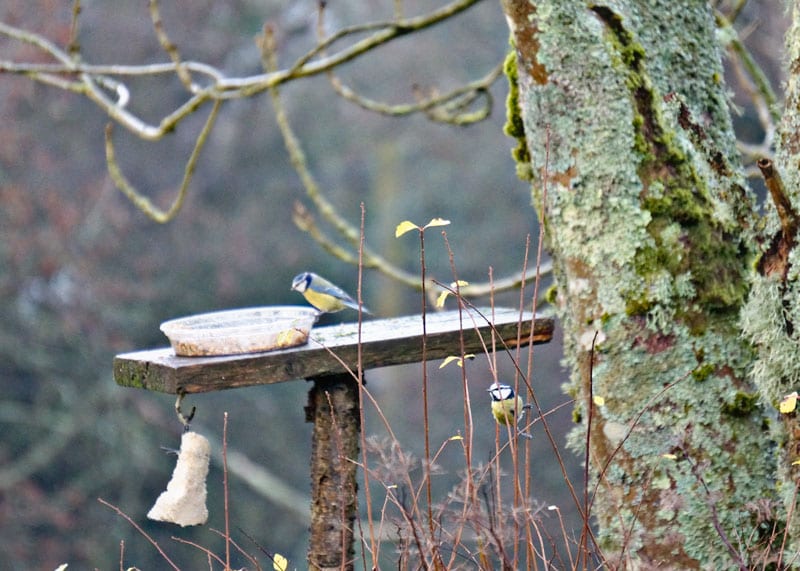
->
[305, 374, 360, 571]
[113, 308, 554, 569]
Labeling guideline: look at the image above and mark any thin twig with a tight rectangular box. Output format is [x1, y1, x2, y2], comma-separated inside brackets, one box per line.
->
[580, 331, 599, 571]
[211, 528, 263, 571]
[97, 498, 181, 571]
[328, 65, 501, 125]
[223, 411, 231, 571]
[357, 202, 378, 568]
[523, 120, 551, 569]
[67, 0, 81, 58]
[104, 98, 221, 223]
[171, 536, 228, 567]
[440, 231, 476, 570]
[416, 224, 441, 568]
[715, 9, 780, 124]
[777, 480, 800, 569]
[682, 447, 748, 571]
[148, 0, 194, 91]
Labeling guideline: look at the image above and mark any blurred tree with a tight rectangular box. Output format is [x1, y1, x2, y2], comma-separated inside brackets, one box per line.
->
[1, 0, 797, 568]
[0, 1, 539, 568]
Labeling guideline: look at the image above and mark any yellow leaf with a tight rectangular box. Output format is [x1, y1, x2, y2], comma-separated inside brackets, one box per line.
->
[780, 392, 798, 414]
[440, 355, 475, 368]
[424, 217, 451, 229]
[273, 553, 288, 571]
[593, 395, 605, 407]
[395, 220, 419, 237]
[440, 356, 461, 369]
[449, 435, 463, 441]
[661, 453, 677, 460]
[437, 281, 469, 308]
[793, 459, 800, 466]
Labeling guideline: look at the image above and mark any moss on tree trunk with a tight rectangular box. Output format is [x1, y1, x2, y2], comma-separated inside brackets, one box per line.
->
[502, 1, 779, 567]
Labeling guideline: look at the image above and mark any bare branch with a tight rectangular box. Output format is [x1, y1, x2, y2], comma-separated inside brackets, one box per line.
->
[715, 8, 779, 164]
[329, 64, 502, 124]
[1, 0, 545, 299]
[259, 26, 424, 287]
[104, 99, 222, 223]
[0, 0, 484, 124]
[275, 0, 482, 85]
[758, 158, 799, 240]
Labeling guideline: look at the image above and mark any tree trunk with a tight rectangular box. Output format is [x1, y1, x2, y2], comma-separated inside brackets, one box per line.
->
[741, 0, 800, 555]
[502, 1, 779, 567]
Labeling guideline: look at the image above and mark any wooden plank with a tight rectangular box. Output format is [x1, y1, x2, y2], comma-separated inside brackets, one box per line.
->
[113, 307, 554, 394]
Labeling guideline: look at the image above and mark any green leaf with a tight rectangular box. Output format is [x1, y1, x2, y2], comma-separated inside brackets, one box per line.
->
[395, 220, 419, 237]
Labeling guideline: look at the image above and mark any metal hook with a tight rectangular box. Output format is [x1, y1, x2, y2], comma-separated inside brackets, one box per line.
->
[175, 391, 196, 431]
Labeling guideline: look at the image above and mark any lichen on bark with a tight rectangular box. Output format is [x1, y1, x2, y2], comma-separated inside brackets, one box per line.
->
[502, 0, 777, 566]
[740, 0, 800, 552]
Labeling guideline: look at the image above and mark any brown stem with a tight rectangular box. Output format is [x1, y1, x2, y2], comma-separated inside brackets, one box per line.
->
[758, 158, 799, 240]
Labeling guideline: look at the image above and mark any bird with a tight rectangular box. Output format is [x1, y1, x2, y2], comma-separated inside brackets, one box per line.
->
[291, 271, 370, 314]
[487, 382, 532, 438]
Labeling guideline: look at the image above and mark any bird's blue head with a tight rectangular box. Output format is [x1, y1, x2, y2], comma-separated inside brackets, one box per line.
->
[291, 272, 313, 293]
[487, 382, 514, 402]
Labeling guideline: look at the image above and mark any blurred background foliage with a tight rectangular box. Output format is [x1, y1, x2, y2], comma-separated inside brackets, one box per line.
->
[0, 0, 784, 568]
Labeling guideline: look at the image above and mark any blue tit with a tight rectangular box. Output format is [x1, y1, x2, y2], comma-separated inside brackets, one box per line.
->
[487, 382, 532, 438]
[291, 272, 370, 314]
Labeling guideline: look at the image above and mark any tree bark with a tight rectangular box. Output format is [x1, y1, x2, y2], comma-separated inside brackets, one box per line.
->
[502, 1, 778, 567]
[741, 0, 800, 554]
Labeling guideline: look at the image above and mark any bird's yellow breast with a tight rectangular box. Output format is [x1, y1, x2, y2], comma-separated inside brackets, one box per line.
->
[303, 289, 347, 312]
[491, 396, 525, 426]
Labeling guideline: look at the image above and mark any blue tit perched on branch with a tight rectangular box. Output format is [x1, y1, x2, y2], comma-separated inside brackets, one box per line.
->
[487, 382, 532, 438]
[291, 272, 371, 314]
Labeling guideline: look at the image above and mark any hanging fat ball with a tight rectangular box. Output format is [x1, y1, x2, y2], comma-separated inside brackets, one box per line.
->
[147, 431, 211, 526]
[487, 382, 532, 439]
[291, 271, 370, 314]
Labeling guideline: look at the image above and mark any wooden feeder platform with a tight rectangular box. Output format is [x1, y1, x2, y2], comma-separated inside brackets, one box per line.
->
[113, 307, 554, 570]
[114, 307, 554, 394]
